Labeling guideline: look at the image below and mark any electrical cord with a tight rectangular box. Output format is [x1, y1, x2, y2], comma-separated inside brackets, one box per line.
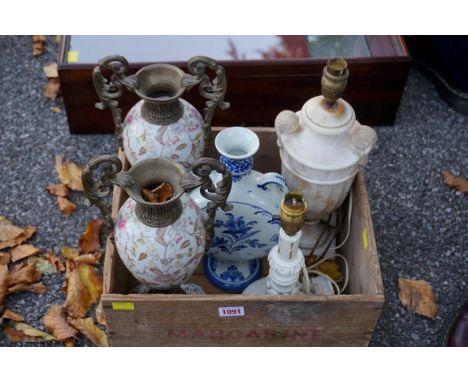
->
[302, 189, 353, 295]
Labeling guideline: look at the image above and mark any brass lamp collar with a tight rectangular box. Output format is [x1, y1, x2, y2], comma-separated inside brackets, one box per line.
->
[280, 192, 307, 236]
[321, 57, 349, 107]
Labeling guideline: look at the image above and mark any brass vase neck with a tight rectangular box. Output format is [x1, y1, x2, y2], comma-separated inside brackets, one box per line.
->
[321, 57, 349, 107]
[141, 99, 183, 125]
[135, 198, 183, 227]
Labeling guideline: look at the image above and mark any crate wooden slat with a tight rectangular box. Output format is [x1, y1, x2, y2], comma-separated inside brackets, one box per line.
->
[101, 127, 384, 346]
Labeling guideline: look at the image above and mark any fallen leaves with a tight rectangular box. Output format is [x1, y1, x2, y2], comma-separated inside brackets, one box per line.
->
[32, 35, 46, 57]
[442, 171, 468, 195]
[43, 62, 60, 100]
[45, 78, 60, 100]
[11, 244, 40, 263]
[142, 182, 174, 202]
[43, 63, 58, 78]
[61, 246, 79, 260]
[0, 213, 108, 347]
[79, 220, 103, 253]
[1, 309, 24, 322]
[8, 261, 42, 286]
[57, 196, 76, 216]
[0, 252, 10, 265]
[55, 155, 83, 191]
[47, 155, 84, 216]
[43, 304, 77, 340]
[68, 317, 109, 347]
[398, 277, 437, 320]
[47, 183, 70, 198]
[0, 225, 37, 250]
[0, 217, 23, 242]
[8, 282, 47, 294]
[5, 322, 56, 342]
[0, 265, 8, 305]
[64, 269, 91, 318]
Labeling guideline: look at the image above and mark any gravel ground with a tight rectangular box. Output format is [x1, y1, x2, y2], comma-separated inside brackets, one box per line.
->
[0, 36, 466, 346]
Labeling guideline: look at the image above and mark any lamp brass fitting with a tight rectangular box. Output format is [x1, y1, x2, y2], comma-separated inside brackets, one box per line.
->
[280, 192, 307, 236]
[321, 57, 349, 107]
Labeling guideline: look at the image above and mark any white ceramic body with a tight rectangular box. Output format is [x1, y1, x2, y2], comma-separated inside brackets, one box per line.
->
[114, 194, 206, 289]
[123, 99, 205, 169]
[190, 127, 288, 263]
[276, 96, 377, 223]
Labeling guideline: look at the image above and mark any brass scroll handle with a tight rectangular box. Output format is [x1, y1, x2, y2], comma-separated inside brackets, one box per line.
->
[93, 55, 137, 148]
[181, 56, 230, 150]
[82, 155, 134, 237]
[181, 157, 232, 252]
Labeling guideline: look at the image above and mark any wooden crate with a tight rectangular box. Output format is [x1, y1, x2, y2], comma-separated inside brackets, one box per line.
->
[101, 128, 384, 346]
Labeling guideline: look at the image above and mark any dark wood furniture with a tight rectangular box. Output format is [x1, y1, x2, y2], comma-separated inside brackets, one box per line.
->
[58, 36, 411, 134]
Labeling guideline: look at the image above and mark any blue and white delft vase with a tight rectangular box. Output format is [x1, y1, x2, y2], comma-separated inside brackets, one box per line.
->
[190, 127, 288, 292]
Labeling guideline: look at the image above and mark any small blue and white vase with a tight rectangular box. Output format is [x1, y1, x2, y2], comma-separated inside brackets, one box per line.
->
[190, 127, 288, 292]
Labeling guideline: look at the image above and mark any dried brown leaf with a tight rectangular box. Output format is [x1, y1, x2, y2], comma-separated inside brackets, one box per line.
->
[64, 338, 74, 346]
[45, 78, 60, 99]
[43, 304, 77, 340]
[79, 219, 103, 253]
[142, 182, 173, 203]
[32, 35, 46, 57]
[68, 317, 109, 347]
[398, 278, 437, 319]
[0, 217, 24, 242]
[442, 171, 468, 195]
[47, 183, 70, 198]
[0, 252, 10, 265]
[54, 155, 83, 191]
[15, 322, 55, 340]
[0, 225, 37, 250]
[50, 106, 62, 113]
[43, 63, 58, 78]
[95, 300, 107, 326]
[8, 282, 47, 294]
[57, 196, 76, 216]
[11, 244, 40, 263]
[37, 249, 65, 274]
[0, 265, 8, 305]
[73, 252, 102, 265]
[63, 269, 91, 318]
[8, 261, 42, 286]
[61, 246, 80, 260]
[78, 264, 103, 305]
[1, 309, 25, 322]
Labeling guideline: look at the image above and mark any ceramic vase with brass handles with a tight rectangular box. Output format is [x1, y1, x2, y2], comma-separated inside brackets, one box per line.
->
[93, 55, 229, 169]
[82, 155, 232, 290]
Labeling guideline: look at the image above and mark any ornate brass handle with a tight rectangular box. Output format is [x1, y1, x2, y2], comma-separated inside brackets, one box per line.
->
[181, 157, 232, 252]
[181, 56, 230, 149]
[93, 55, 137, 148]
[82, 155, 134, 236]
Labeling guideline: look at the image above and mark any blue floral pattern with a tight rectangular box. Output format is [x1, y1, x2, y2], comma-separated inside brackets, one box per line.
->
[219, 155, 253, 182]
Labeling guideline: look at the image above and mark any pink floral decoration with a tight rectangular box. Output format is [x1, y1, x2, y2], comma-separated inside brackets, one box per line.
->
[117, 218, 127, 229]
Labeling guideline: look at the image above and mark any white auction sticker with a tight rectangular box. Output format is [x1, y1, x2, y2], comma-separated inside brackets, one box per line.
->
[218, 306, 245, 317]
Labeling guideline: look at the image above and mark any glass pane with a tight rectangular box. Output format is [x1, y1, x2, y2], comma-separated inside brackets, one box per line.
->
[307, 35, 370, 58]
[66, 35, 376, 64]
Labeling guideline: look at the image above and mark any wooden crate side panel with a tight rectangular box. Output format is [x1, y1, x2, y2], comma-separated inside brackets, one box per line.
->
[344, 170, 384, 296]
[102, 295, 382, 346]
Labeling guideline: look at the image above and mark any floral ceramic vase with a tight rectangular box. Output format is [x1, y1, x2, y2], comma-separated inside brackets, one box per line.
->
[190, 127, 288, 292]
[82, 155, 231, 290]
[93, 55, 229, 169]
